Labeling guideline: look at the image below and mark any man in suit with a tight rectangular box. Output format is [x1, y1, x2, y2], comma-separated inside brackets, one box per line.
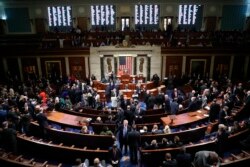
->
[35, 106, 49, 138]
[209, 99, 220, 122]
[116, 119, 131, 155]
[193, 150, 219, 167]
[1, 121, 17, 154]
[187, 97, 198, 112]
[108, 143, 122, 167]
[162, 152, 177, 167]
[176, 146, 192, 167]
[219, 106, 230, 125]
[127, 124, 141, 164]
[170, 98, 179, 115]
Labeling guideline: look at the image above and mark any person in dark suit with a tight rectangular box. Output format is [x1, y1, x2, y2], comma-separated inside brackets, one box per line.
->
[151, 73, 160, 87]
[164, 94, 171, 114]
[35, 106, 49, 138]
[215, 124, 229, 158]
[116, 119, 131, 155]
[115, 107, 125, 125]
[176, 146, 192, 167]
[108, 143, 122, 167]
[1, 121, 17, 154]
[193, 151, 219, 167]
[120, 96, 130, 111]
[209, 99, 221, 122]
[187, 97, 198, 112]
[218, 106, 231, 125]
[127, 124, 141, 164]
[170, 98, 179, 115]
[124, 105, 135, 125]
[162, 152, 177, 167]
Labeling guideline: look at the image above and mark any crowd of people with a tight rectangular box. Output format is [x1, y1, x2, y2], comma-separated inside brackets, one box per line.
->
[1, 71, 250, 166]
[41, 25, 250, 49]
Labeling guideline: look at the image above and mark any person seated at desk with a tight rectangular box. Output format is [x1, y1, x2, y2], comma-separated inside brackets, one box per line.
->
[163, 125, 172, 134]
[151, 124, 162, 134]
[94, 116, 103, 124]
[162, 153, 177, 167]
[169, 136, 183, 147]
[92, 157, 106, 167]
[100, 126, 114, 136]
[144, 139, 159, 150]
[158, 138, 173, 149]
[132, 77, 137, 84]
[140, 126, 150, 134]
[72, 158, 89, 167]
[80, 125, 93, 134]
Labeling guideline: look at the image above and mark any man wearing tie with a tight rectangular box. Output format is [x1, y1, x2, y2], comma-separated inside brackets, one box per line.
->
[116, 119, 131, 155]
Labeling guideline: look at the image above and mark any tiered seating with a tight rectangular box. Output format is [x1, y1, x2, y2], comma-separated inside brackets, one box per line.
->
[140, 128, 249, 166]
[17, 133, 109, 164]
[29, 122, 114, 150]
[141, 121, 218, 144]
[0, 149, 62, 167]
[221, 150, 250, 167]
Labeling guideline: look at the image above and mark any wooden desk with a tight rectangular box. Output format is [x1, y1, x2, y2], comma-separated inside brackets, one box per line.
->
[161, 109, 209, 127]
[47, 111, 91, 127]
[117, 75, 146, 84]
[120, 89, 133, 98]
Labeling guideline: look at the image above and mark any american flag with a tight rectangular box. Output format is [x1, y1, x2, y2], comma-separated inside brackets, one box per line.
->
[119, 56, 133, 74]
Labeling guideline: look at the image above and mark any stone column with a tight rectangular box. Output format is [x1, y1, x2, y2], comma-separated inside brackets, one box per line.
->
[85, 56, 89, 78]
[182, 56, 186, 76]
[210, 55, 215, 78]
[36, 57, 42, 79]
[17, 57, 23, 81]
[65, 56, 70, 76]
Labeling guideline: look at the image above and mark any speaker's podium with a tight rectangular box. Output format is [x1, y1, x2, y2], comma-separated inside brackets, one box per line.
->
[119, 74, 131, 84]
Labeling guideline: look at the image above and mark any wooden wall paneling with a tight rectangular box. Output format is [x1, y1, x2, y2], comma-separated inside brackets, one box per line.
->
[77, 17, 88, 31]
[185, 56, 211, 78]
[205, 17, 217, 32]
[231, 56, 245, 81]
[40, 57, 66, 79]
[35, 18, 46, 33]
[21, 58, 38, 80]
[6, 58, 20, 80]
[213, 56, 230, 79]
[165, 56, 183, 77]
[68, 57, 86, 80]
